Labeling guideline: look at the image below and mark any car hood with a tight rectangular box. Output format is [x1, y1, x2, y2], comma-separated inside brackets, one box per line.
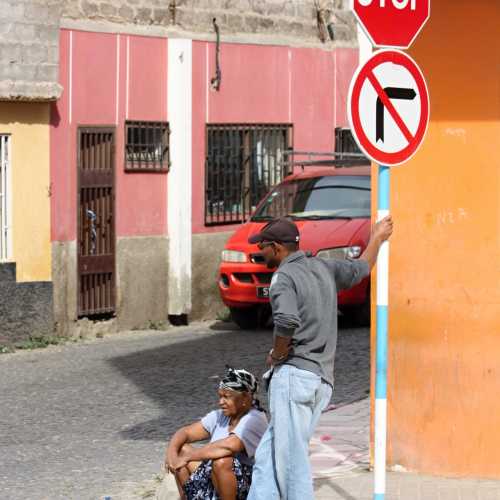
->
[226, 218, 369, 255]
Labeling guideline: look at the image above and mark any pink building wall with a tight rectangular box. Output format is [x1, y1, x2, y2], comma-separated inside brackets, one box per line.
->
[51, 30, 358, 241]
[51, 30, 169, 243]
[191, 42, 358, 234]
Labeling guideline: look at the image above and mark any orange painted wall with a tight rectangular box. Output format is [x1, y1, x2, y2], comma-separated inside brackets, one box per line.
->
[371, 1, 500, 477]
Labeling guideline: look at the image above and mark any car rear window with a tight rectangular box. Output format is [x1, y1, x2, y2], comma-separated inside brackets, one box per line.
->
[251, 175, 370, 221]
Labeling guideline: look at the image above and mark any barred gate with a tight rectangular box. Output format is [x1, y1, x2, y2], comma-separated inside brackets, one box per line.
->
[77, 127, 116, 317]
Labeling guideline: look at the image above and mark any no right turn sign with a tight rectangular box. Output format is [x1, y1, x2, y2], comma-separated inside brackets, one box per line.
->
[347, 49, 430, 166]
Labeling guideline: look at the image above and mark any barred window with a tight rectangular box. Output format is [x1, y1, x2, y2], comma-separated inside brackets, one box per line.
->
[125, 121, 170, 172]
[335, 127, 370, 164]
[205, 124, 293, 226]
[0, 135, 11, 261]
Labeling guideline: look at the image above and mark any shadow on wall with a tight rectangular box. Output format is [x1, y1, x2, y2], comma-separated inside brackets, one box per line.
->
[410, 1, 500, 123]
[0, 101, 51, 126]
[107, 322, 370, 442]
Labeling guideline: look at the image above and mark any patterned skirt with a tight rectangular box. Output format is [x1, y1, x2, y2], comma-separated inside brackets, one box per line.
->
[183, 457, 253, 500]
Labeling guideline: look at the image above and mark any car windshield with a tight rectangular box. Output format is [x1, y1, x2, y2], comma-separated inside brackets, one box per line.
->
[251, 175, 370, 221]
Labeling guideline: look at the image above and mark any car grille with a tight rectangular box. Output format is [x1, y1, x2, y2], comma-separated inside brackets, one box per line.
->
[231, 272, 273, 286]
[255, 273, 273, 284]
[233, 273, 254, 284]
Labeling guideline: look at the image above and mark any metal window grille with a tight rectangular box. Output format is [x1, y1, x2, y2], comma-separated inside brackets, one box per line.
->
[0, 135, 11, 262]
[335, 127, 370, 165]
[125, 121, 170, 172]
[205, 124, 293, 226]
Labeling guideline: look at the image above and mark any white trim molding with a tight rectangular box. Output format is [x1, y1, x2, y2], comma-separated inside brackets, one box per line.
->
[167, 39, 193, 315]
[0, 135, 12, 262]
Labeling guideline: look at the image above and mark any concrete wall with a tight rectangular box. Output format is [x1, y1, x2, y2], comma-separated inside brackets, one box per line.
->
[51, 237, 168, 335]
[0, 0, 62, 100]
[191, 231, 232, 320]
[370, 0, 500, 478]
[116, 236, 169, 330]
[51, 241, 77, 336]
[62, 0, 356, 47]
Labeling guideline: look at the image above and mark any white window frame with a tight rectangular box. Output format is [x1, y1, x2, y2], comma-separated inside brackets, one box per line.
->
[0, 135, 12, 262]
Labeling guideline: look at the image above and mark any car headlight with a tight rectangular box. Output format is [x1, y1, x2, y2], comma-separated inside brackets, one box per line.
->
[221, 250, 247, 263]
[316, 246, 362, 260]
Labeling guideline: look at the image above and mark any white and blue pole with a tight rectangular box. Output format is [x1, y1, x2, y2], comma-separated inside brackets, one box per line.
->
[374, 165, 390, 500]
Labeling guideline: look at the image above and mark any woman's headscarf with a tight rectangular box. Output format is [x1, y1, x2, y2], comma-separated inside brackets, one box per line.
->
[219, 366, 258, 394]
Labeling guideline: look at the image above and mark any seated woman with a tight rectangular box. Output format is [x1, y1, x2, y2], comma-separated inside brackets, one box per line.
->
[165, 367, 268, 500]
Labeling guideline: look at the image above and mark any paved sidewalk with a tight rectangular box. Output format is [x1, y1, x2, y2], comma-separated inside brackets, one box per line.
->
[314, 472, 500, 500]
[311, 398, 500, 500]
[311, 399, 370, 478]
[156, 397, 500, 499]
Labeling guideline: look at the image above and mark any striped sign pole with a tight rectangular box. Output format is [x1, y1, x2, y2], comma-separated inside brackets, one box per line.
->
[374, 165, 390, 500]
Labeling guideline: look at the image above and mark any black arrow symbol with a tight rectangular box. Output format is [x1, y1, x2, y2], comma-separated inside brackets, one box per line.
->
[376, 87, 416, 142]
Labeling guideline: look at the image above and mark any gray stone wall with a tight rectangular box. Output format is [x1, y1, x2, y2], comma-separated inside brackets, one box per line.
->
[62, 0, 356, 47]
[0, 263, 54, 346]
[0, 0, 63, 100]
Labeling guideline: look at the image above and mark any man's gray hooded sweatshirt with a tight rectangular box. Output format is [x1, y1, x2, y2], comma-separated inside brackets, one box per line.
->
[270, 250, 369, 387]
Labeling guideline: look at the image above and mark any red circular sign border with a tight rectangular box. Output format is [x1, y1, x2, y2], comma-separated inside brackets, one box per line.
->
[348, 49, 429, 166]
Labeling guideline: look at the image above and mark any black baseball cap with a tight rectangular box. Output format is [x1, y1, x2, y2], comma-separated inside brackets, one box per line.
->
[248, 217, 300, 245]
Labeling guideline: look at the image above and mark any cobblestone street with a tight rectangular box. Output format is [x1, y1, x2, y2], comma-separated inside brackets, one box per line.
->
[0, 320, 370, 500]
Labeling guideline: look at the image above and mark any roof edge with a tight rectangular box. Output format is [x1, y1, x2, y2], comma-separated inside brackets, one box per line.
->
[0, 81, 63, 103]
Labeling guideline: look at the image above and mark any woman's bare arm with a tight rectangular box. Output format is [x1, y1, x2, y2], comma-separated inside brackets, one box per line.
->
[165, 422, 210, 471]
[183, 435, 245, 463]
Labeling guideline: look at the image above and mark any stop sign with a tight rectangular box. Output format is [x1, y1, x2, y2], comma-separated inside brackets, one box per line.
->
[353, 0, 430, 49]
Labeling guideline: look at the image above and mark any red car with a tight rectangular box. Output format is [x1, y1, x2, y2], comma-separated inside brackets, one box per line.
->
[218, 166, 371, 329]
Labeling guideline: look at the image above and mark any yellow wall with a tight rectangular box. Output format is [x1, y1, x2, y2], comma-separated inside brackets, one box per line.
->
[0, 102, 51, 282]
[371, 1, 500, 477]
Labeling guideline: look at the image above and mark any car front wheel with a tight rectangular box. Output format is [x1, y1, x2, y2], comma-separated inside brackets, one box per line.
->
[341, 290, 370, 327]
[230, 306, 271, 330]
[355, 293, 371, 327]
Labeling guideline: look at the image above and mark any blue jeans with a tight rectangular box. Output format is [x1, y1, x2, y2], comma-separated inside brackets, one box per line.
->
[248, 364, 333, 500]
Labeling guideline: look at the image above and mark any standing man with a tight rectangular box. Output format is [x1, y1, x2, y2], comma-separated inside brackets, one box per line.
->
[247, 216, 393, 500]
